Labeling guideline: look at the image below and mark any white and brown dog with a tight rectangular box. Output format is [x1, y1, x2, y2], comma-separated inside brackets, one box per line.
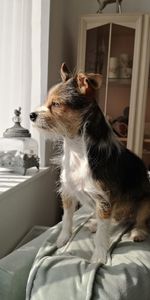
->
[30, 63, 150, 263]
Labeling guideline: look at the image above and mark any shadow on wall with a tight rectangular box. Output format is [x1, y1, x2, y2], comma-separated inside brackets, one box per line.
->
[45, 138, 63, 223]
[62, 23, 76, 72]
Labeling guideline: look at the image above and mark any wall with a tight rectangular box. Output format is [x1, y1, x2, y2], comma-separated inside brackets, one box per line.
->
[48, 0, 66, 87]
[0, 168, 61, 258]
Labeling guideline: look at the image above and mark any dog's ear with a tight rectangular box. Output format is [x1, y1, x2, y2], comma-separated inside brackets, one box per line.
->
[60, 63, 71, 82]
[76, 73, 102, 94]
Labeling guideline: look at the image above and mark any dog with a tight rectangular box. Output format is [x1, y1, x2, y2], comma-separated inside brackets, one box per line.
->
[30, 63, 150, 264]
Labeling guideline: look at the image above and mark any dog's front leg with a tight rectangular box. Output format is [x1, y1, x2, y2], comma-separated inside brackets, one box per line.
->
[91, 200, 111, 264]
[57, 194, 76, 248]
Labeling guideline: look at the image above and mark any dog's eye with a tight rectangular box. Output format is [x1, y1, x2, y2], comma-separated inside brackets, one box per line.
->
[52, 102, 60, 107]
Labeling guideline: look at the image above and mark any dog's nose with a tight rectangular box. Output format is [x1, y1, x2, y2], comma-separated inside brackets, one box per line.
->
[30, 112, 37, 122]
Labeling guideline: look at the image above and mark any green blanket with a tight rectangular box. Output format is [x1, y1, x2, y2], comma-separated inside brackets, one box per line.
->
[26, 207, 150, 300]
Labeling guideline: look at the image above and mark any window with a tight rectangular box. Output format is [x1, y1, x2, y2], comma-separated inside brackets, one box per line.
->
[0, 0, 50, 166]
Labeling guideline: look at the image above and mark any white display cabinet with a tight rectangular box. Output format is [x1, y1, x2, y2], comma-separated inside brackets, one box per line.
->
[77, 13, 150, 168]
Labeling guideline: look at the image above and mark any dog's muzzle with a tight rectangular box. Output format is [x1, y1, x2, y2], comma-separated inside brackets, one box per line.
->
[30, 112, 37, 122]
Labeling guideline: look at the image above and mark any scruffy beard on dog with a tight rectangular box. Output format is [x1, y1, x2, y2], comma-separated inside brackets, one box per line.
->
[30, 63, 150, 264]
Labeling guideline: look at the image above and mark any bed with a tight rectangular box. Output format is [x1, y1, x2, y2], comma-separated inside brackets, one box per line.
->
[26, 206, 150, 300]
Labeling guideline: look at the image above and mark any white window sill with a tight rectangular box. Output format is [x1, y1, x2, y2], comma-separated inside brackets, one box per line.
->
[0, 167, 50, 199]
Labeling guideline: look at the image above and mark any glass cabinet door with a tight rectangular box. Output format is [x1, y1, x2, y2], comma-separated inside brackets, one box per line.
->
[105, 24, 134, 146]
[77, 14, 143, 152]
[85, 24, 110, 113]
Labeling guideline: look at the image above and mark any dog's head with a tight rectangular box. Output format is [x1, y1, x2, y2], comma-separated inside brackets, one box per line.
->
[30, 63, 102, 139]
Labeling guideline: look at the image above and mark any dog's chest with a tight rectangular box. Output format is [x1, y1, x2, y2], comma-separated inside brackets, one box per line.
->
[62, 152, 90, 190]
[61, 138, 94, 204]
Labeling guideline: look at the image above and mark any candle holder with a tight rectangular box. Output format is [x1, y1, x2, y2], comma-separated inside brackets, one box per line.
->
[0, 107, 39, 175]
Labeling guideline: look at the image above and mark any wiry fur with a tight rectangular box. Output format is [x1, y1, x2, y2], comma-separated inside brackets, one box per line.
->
[30, 63, 150, 264]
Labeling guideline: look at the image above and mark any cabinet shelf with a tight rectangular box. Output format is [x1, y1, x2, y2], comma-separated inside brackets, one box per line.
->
[117, 137, 127, 142]
[117, 138, 150, 143]
[143, 150, 150, 155]
[144, 138, 150, 143]
[108, 78, 131, 86]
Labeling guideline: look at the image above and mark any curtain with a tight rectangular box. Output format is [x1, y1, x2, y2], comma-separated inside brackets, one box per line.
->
[0, 0, 50, 165]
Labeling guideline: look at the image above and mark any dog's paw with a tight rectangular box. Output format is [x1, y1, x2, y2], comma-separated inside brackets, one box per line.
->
[56, 231, 71, 248]
[86, 219, 97, 233]
[91, 248, 107, 264]
[130, 228, 148, 242]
